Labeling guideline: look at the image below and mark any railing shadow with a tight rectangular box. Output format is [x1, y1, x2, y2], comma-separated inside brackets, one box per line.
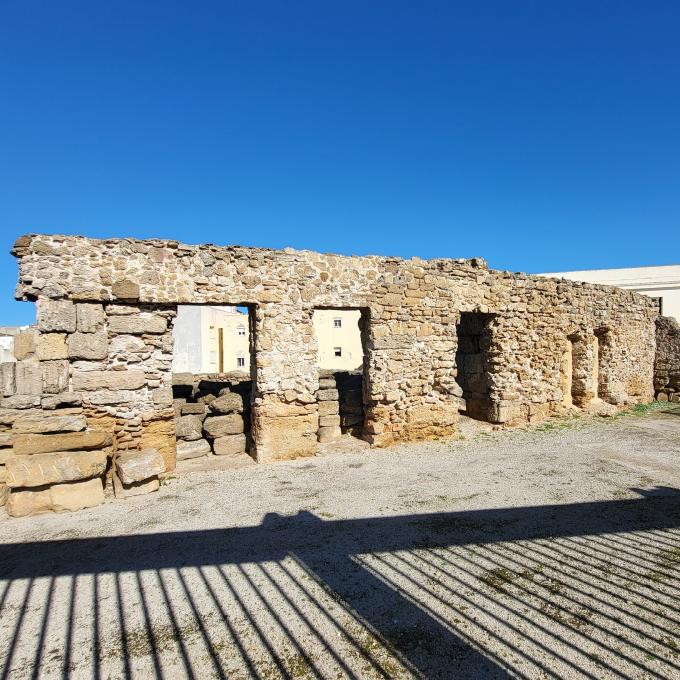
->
[0, 487, 679, 678]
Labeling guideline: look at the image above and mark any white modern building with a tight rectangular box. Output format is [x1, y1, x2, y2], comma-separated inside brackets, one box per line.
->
[539, 265, 680, 322]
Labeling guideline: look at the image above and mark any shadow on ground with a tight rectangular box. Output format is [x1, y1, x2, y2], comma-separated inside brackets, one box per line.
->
[1, 488, 680, 678]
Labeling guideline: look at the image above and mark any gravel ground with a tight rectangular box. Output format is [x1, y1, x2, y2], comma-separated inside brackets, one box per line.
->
[1, 404, 680, 679]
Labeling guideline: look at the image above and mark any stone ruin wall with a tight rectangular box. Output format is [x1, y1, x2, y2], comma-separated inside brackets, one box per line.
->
[654, 315, 680, 402]
[0, 233, 659, 516]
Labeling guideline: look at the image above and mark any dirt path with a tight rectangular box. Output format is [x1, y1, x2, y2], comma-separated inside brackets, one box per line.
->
[1, 405, 679, 679]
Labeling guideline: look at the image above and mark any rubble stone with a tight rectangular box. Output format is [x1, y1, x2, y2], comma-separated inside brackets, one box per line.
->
[6, 450, 108, 487]
[115, 448, 165, 484]
[213, 433, 247, 456]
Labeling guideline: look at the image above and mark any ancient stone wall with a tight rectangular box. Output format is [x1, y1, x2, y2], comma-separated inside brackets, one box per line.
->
[1, 233, 659, 516]
[654, 316, 680, 402]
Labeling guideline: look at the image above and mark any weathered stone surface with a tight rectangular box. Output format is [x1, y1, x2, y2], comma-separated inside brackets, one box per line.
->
[318, 400, 339, 416]
[0, 483, 8, 506]
[213, 433, 247, 456]
[112, 279, 140, 300]
[108, 315, 167, 335]
[172, 372, 195, 386]
[15, 360, 42, 395]
[203, 414, 244, 438]
[6, 478, 104, 517]
[209, 392, 244, 414]
[316, 389, 339, 401]
[0, 362, 15, 397]
[0, 395, 41, 410]
[13, 430, 112, 455]
[76, 303, 106, 332]
[115, 448, 165, 484]
[319, 414, 341, 428]
[319, 377, 337, 389]
[36, 333, 68, 360]
[67, 332, 108, 360]
[37, 300, 76, 332]
[117, 476, 160, 497]
[6, 450, 109, 487]
[176, 438, 211, 460]
[0, 432, 13, 447]
[14, 414, 87, 434]
[72, 370, 146, 391]
[318, 425, 341, 443]
[13, 332, 35, 360]
[176, 414, 203, 440]
[181, 402, 207, 415]
[40, 360, 70, 394]
[139, 416, 176, 472]
[41, 393, 82, 410]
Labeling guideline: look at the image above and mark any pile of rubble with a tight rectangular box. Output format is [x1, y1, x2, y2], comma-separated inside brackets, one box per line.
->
[172, 372, 253, 466]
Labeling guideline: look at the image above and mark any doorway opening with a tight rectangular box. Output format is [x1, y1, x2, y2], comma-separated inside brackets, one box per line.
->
[455, 312, 494, 421]
[170, 304, 256, 466]
[568, 332, 597, 407]
[313, 308, 369, 443]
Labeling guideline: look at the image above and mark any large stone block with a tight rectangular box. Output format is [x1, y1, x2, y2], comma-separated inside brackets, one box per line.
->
[115, 448, 165, 484]
[13, 430, 112, 455]
[41, 360, 70, 394]
[13, 332, 35, 360]
[6, 449, 109, 488]
[176, 438, 211, 460]
[203, 414, 244, 438]
[252, 405, 318, 462]
[213, 433, 247, 456]
[115, 476, 160, 498]
[41, 393, 82, 410]
[67, 332, 108, 360]
[0, 395, 41, 410]
[72, 370, 146, 391]
[15, 360, 42, 395]
[0, 362, 15, 397]
[209, 392, 244, 414]
[36, 333, 68, 360]
[316, 389, 339, 401]
[319, 414, 341, 428]
[14, 414, 87, 434]
[76, 303, 105, 332]
[176, 414, 203, 441]
[6, 477, 105, 516]
[112, 279, 140, 301]
[317, 400, 339, 416]
[318, 425, 341, 443]
[108, 315, 167, 335]
[139, 417, 176, 472]
[0, 483, 8, 506]
[37, 300, 76, 332]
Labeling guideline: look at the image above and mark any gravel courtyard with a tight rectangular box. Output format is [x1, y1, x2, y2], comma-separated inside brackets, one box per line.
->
[1, 404, 679, 679]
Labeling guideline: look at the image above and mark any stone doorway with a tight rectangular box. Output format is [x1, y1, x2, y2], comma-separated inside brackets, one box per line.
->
[170, 304, 256, 469]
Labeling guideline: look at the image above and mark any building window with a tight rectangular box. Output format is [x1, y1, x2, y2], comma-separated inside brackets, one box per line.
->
[237, 325, 246, 336]
[334, 347, 342, 357]
[333, 318, 342, 328]
[237, 356, 245, 368]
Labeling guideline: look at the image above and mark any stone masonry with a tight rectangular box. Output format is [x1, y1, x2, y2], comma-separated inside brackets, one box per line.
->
[0, 233, 661, 516]
[654, 315, 680, 402]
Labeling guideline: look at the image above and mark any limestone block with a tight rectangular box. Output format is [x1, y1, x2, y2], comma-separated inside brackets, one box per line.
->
[15, 360, 42, 395]
[319, 414, 341, 428]
[36, 333, 68, 360]
[172, 373, 195, 387]
[0, 362, 15, 397]
[152, 387, 173, 407]
[112, 279, 140, 301]
[108, 315, 167, 335]
[115, 448, 165, 484]
[37, 300, 76, 332]
[115, 476, 160, 498]
[13, 430, 112, 455]
[13, 332, 35, 360]
[41, 360, 70, 394]
[316, 389, 339, 401]
[203, 414, 244, 438]
[252, 406, 318, 462]
[176, 415, 203, 441]
[6, 449, 109, 488]
[109, 334, 147, 354]
[319, 377, 337, 389]
[67, 332, 108, 360]
[85, 390, 142, 405]
[41, 393, 82, 410]
[6, 478, 104, 517]
[209, 392, 244, 414]
[139, 417, 176, 472]
[176, 438, 211, 460]
[76, 303, 105, 332]
[0, 395, 41, 410]
[0, 432, 13, 447]
[72, 370, 146, 391]
[318, 400, 339, 416]
[318, 426, 341, 443]
[181, 402, 207, 416]
[14, 414, 87, 434]
[0, 483, 8, 506]
[213, 433, 247, 456]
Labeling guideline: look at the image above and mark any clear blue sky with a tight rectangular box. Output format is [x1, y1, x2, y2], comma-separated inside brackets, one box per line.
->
[1, 1, 679, 325]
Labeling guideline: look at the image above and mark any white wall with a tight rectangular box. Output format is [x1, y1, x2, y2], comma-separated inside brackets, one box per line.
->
[539, 265, 680, 322]
[0, 337, 14, 363]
